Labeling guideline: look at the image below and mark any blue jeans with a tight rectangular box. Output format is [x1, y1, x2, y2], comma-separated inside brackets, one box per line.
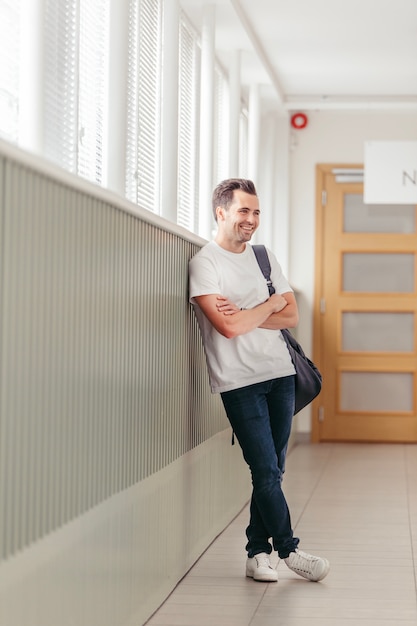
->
[221, 376, 299, 559]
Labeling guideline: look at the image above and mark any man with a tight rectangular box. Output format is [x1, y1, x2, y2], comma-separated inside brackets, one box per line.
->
[189, 178, 329, 583]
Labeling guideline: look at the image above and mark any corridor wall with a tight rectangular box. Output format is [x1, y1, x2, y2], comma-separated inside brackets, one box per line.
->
[0, 142, 251, 626]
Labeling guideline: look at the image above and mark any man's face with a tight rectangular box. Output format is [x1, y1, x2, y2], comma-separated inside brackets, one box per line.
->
[217, 190, 260, 244]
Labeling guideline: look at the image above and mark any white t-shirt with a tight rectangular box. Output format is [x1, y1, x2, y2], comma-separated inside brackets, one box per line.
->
[189, 241, 296, 393]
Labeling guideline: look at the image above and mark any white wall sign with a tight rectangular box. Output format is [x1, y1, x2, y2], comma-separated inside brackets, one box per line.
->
[364, 141, 417, 204]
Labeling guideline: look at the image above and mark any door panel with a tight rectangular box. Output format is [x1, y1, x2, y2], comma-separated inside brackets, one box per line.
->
[313, 164, 417, 442]
[342, 312, 414, 352]
[343, 252, 415, 292]
[343, 194, 416, 233]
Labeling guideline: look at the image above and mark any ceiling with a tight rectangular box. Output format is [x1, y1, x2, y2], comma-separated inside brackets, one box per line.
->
[180, 0, 417, 113]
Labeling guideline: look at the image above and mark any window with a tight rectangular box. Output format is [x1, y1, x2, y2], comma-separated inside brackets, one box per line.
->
[126, 0, 162, 213]
[43, 0, 108, 183]
[0, 0, 256, 235]
[0, 0, 21, 143]
[177, 12, 200, 231]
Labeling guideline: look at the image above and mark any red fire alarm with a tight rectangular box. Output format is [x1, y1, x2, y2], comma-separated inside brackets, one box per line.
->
[290, 112, 308, 129]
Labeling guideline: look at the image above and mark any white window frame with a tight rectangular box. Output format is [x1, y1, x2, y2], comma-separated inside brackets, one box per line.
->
[213, 62, 229, 190]
[239, 106, 249, 178]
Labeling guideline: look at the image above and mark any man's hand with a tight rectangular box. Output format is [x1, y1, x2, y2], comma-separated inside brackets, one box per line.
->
[268, 293, 289, 313]
[259, 291, 298, 330]
[216, 296, 240, 315]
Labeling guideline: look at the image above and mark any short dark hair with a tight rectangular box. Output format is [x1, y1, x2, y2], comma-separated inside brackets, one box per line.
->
[212, 178, 257, 221]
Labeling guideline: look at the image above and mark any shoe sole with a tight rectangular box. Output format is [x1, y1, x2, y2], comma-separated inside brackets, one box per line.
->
[246, 570, 278, 582]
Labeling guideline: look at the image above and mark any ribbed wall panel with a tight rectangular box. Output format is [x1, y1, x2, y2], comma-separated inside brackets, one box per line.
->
[0, 153, 229, 562]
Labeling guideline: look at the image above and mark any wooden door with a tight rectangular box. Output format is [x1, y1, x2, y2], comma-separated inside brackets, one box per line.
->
[312, 164, 417, 442]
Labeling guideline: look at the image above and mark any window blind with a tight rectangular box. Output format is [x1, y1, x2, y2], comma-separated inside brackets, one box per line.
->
[177, 12, 201, 231]
[0, 0, 21, 143]
[78, 0, 108, 183]
[126, 0, 162, 213]
[43, 0, 108, 183]
[44, 0, 78, 173]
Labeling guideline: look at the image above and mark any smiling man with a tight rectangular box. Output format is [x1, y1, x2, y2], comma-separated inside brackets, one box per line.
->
[189, 178, 330, 583]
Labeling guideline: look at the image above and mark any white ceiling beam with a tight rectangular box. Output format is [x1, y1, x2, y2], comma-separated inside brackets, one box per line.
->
[229, 0, 285, 106]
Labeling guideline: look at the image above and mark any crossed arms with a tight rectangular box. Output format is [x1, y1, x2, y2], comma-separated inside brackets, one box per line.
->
[194, 292, 298, 339]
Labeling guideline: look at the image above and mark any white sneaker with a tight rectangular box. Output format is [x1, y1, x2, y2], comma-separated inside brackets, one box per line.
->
[246, 552, 278, 582]
[285, 549, 330, 582]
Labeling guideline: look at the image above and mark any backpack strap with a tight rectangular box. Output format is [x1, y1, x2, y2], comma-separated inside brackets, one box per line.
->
[252, 244, 275, 295]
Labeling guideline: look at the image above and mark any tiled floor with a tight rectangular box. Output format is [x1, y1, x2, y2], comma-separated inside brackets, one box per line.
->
[146, 442, 417, 625]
